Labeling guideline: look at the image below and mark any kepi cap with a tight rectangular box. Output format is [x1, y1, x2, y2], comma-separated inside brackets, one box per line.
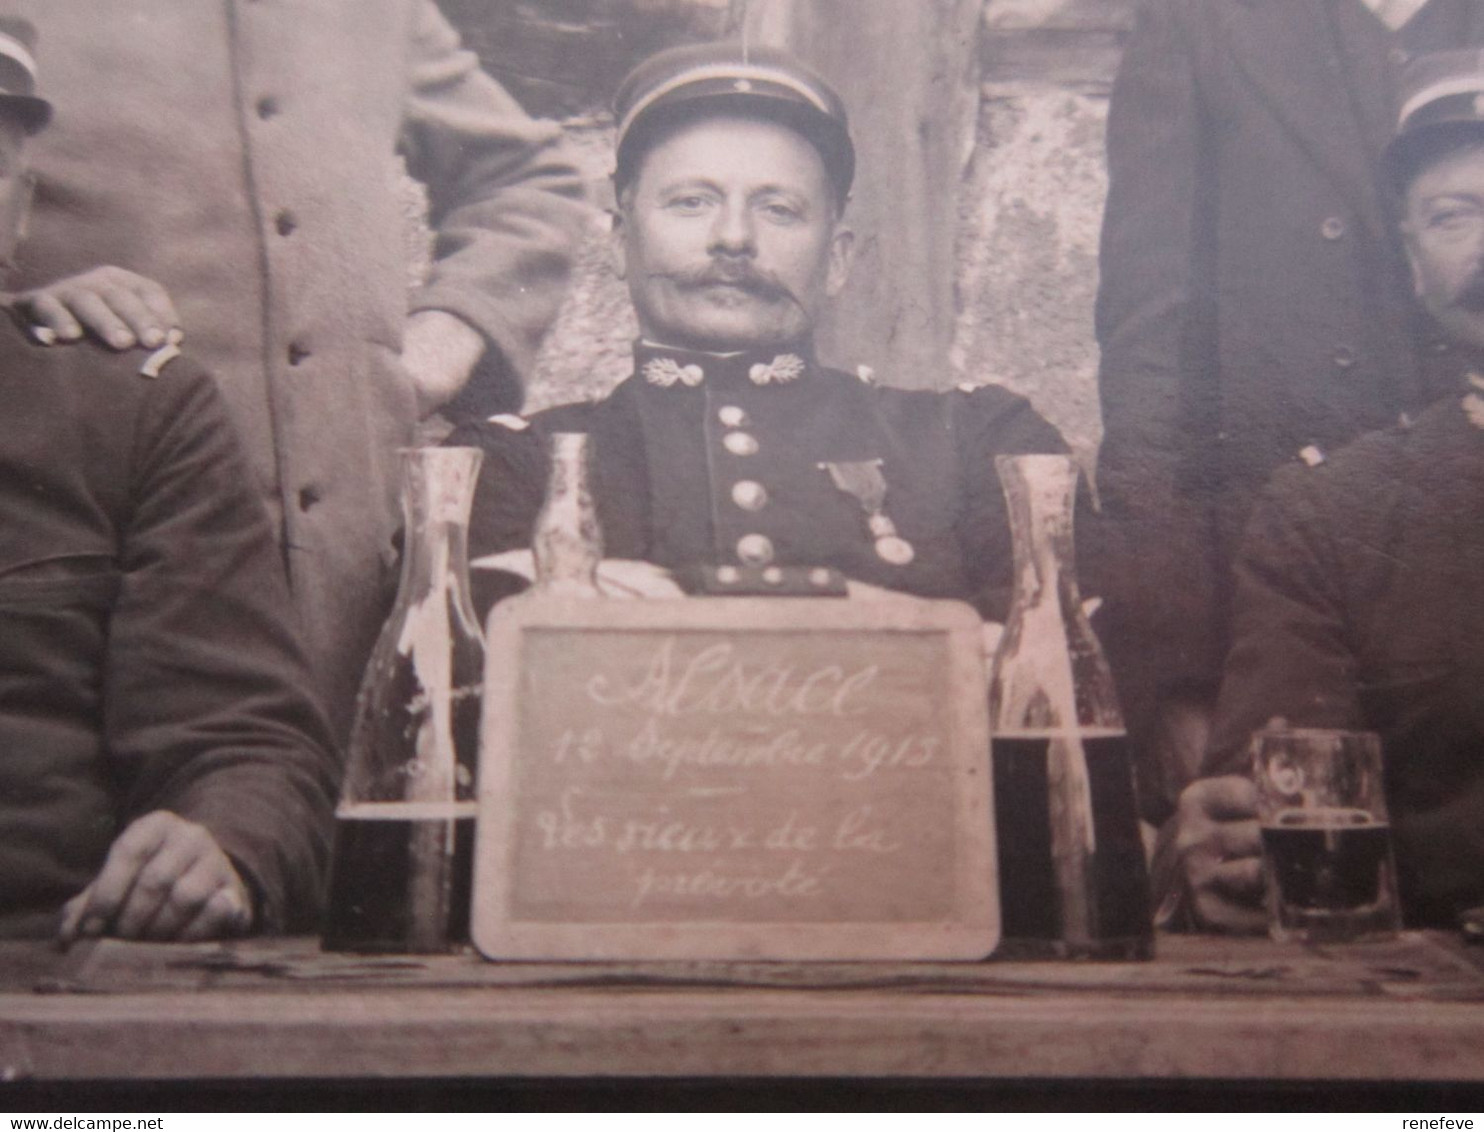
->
[613, 42, 854, 208]
[1385, 48, 1484, 190]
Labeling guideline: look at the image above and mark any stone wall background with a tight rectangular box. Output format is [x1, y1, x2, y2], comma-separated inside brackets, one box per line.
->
[442, 0, 1135, 464]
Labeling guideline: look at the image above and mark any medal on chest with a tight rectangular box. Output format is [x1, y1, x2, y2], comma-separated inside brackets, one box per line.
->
[818, 459, 916, 566]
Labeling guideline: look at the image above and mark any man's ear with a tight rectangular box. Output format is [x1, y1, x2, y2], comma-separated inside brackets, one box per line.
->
[1400, 219, 1425, 297]
[826, 222, 855, 298]
[12, 170, 33, 244]
[0, 169, 34, 269]
[608, 209, 628, 282]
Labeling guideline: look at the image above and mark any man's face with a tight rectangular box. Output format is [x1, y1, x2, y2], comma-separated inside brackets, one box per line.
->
[614, 112, 853, 353]
[1404, 141, 1484, 353]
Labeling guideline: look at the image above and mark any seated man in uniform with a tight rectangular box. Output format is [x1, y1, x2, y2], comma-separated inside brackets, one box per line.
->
[451, 44, 1064, 618]
[0, 20, 339, 942]
[1168, 49, 1484, 931]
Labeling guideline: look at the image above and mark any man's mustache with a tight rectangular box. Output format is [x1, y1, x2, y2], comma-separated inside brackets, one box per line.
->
[660, 262, 797, 303]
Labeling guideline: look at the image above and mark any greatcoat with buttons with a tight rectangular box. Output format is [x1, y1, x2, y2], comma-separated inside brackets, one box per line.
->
[18, 1, 587, 739]
[449, 344, 1068, 623]
[1088, 0, 1484, 818]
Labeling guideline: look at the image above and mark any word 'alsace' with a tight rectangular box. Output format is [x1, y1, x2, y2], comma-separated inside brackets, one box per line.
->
[586, 638, 878, 719]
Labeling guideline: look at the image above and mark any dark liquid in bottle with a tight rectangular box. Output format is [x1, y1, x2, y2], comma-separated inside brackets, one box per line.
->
[321, 806, 475, 953]
[991, 731, 1152, 959]
[1262, 811, 1390, 913]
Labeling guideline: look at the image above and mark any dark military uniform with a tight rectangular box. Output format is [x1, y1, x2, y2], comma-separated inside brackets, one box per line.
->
[450, 343, 1067, 621]
[1206, 393, 1484, 925]
[0, 320, 339, 938]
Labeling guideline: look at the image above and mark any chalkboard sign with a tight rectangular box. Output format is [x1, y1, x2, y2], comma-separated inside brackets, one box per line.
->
[472, 595, 999, 960]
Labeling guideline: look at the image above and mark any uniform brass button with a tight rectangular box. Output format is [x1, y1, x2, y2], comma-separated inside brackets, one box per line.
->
[718, 405, 748, 428]
[731, 480, 768, 511]
[1332, 346, 1356, 370]
[809, 568, 832, 587]
[736, 534, 774, 566]
[275, 210, 298, 237]
[716, 566, 740, 585]
[1321, 216, 1346, 241]
[762, 567, 783, 585]
[723, 431, 759, 457]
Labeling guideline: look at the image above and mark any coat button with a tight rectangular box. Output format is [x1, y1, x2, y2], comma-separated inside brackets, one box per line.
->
[288, 341, 311, 366]
[275, 210, 298, 237]
[731, 480, 768, 511]
[718, 405, 748, 428]
[736, 534, 774, 566]
[1320, 216, 1346, 241]
[298, 485, 322, 511]
[1331, 346, 1356, 370]
[723, 431, 759, 457]
[256, 96, 280, 120]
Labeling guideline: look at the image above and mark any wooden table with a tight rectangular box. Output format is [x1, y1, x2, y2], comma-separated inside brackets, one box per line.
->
[3, 932, 1484, 1089]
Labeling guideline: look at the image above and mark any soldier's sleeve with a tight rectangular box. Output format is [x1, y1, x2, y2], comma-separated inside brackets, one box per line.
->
[103, 358, 340, 934]
[951, 384, 1069, 622]
[400, 0, 590, 417]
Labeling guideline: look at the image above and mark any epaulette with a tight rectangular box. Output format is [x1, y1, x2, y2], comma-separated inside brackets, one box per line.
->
[856, 364, 876, 385]
[1297, 444, 1326, 468]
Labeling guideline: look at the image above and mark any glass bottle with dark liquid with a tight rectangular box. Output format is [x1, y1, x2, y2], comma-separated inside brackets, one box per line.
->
[988, 454, 1152, 959]
[532, 432, 603, 596]
[322, 446, 485, 953]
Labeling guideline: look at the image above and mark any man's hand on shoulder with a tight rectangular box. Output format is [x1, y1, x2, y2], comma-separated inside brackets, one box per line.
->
[7, 266, 181, 351]
[57, 811, 254, 944]
[1173, 774, 1268, 933]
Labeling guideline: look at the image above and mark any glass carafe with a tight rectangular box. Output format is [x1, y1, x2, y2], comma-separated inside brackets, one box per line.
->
[322, 446, 485, 953]
[988, 454, 1152, 959]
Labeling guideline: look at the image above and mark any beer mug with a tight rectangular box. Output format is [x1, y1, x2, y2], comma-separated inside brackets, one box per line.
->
[1252, 727, 1401, 943]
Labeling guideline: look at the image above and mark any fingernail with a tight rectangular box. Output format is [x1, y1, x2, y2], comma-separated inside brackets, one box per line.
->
[81, 916, 106, 937]
[29, 325, 56, 345]
[109, 332, 133, 349]
[141, 328, 164, 348]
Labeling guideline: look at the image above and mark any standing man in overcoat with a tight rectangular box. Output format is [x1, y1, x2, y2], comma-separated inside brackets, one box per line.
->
[7, 2, 587, 739]
[1092, 0, 1484, 822]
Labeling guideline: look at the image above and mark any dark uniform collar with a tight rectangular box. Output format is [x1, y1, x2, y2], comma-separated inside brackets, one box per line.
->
[633, 339, 817, 390]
